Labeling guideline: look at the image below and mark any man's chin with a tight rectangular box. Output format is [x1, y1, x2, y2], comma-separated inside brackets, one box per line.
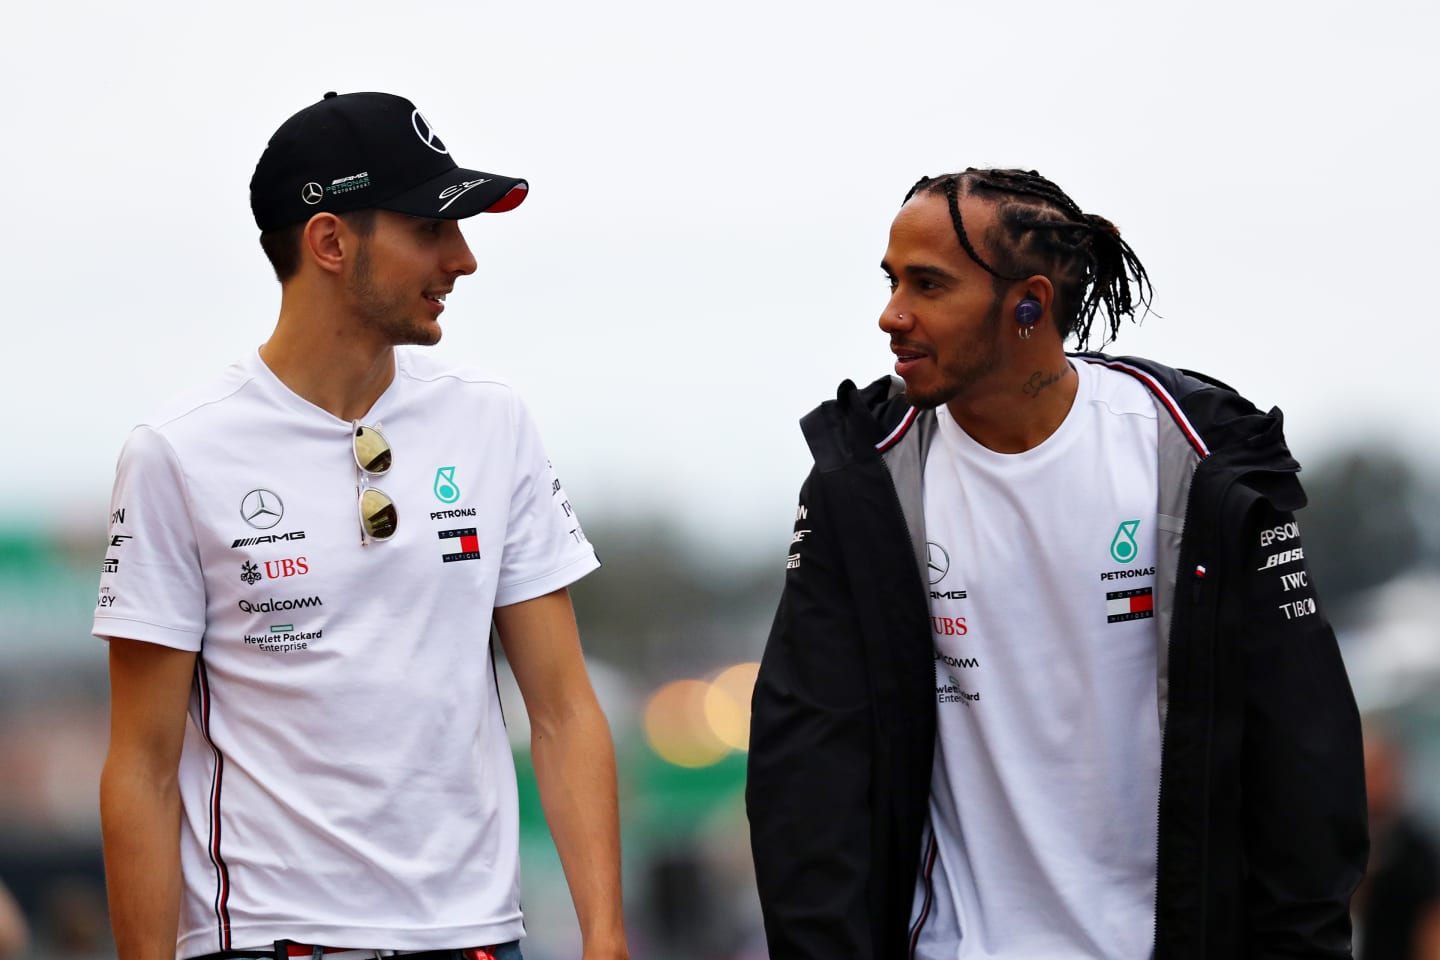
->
[901, 384, 950, 411]
[391, 323, 442, 347]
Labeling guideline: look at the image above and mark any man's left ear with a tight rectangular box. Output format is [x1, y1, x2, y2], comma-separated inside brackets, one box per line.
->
[301, 213, 347, 276]
[1012, 276, 1054, 329]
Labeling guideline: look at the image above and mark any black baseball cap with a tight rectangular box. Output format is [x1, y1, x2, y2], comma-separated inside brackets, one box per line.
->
[249, 91, 528, 231]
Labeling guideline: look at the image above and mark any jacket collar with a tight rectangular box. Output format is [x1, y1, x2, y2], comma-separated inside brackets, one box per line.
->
[803, 354, 1302, 497]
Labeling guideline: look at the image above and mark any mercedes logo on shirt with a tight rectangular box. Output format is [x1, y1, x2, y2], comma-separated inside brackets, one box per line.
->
[926, 541, 950, 585]
[301, 182, 324, 205]
[240, 489, 285, 530]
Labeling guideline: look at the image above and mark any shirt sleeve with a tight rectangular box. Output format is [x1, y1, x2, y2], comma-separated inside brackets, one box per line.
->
[92, 425, 207, 651]
[492, 394, 599, 607]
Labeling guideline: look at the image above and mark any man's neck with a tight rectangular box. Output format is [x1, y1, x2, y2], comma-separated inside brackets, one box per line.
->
[946, 356, 1078, 454]
[259, 294, 398, 422]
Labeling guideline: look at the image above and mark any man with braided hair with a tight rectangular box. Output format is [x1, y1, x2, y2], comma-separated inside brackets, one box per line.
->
[747, 169, 1367, 958]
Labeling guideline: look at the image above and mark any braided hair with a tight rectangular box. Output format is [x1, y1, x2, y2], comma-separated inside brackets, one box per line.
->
[903, 169, 1153, 349]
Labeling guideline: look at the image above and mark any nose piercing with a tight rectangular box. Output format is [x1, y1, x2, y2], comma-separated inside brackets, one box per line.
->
[898, 313, 905, 320]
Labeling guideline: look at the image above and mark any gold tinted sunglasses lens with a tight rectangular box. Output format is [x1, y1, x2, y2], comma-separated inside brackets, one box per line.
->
[353, 424, 393, 474]
[359, 487, 398, 541]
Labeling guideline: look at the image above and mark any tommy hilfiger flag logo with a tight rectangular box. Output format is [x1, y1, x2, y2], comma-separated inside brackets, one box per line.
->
[1106, 586, 1154, 623]
[438, 527, 481, 563]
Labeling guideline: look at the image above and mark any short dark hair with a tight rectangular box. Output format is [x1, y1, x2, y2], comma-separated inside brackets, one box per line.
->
[903, 169, 1153, 349]
[258, 209, 378, 283]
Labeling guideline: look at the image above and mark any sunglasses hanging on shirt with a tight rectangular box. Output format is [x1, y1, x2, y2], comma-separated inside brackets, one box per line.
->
[352, 422, 398, 544]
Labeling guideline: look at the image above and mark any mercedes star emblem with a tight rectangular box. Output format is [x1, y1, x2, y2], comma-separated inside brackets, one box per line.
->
[926, 541, 950, 585]
[240, 489, 284, 530]
[301, 182, 324, 205]
[411, 109, 448, 154]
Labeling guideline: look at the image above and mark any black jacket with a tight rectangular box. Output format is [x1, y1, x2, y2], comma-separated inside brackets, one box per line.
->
[747, 355, 1368, 959]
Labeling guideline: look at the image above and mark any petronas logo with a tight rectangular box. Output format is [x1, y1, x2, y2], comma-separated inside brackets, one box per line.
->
[434, 466, 460, 504]
[1110, 520, 1140, 564]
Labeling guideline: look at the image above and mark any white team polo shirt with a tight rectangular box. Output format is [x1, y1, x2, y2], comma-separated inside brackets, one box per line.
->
[94, 348, 598, 957]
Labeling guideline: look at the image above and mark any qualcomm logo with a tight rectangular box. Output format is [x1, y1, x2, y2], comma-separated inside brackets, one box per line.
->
[240, 489, 284, 530]
[926, 541, 950, 585]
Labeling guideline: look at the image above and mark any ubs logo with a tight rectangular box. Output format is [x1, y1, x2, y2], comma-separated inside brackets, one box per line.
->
[241, 557, 310, 584]
[926, 541, 950, 585]
[240, 489, 284, 530]
[263, 557, 309, 580]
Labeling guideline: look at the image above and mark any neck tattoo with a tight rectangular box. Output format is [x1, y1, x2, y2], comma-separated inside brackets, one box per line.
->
[1021, 365, 1072, 399]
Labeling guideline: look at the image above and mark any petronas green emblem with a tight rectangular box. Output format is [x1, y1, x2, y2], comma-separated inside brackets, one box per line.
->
[434, 466, 460, 504]
[1110, 520, 1140, 564]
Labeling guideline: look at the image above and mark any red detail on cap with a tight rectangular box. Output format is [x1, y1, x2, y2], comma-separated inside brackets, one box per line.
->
[1195, 564, 1207, 578]
[486, 184, 528, 213]
[463, 950, 497, 960]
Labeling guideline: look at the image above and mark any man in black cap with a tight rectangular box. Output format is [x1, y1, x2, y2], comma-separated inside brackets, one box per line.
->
[95, 92, 627, 960]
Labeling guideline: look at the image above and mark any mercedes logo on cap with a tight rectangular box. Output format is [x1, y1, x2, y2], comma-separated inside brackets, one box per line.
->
[926, 541, 950, 585]
[411, 109, 448, 155]
[240, 489, 285, 530]
[301, 182, 324, 205]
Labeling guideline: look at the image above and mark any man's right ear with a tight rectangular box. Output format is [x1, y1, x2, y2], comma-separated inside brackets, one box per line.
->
[301, 213, 346, 275]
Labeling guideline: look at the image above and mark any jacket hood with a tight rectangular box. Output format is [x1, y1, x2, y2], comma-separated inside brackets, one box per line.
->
[1090, 354, 1307, 510]
[800, 375, 915, 472]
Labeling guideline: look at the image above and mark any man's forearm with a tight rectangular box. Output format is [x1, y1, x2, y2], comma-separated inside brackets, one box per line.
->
[101, 759, 183, 960]
[530, 700, 627, 960]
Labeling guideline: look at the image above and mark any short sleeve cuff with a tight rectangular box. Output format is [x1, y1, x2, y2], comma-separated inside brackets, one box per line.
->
[93, 615, 203, 652]
[493, 550, 600, 608]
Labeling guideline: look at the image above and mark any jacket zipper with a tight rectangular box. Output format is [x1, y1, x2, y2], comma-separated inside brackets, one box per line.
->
[1154, 462, 1205, 959]
[908, 832, 939, 958]
[1154, 470, 1236, 956]
[1154, 558, 1212, 956]
[879, 451, 937, 955]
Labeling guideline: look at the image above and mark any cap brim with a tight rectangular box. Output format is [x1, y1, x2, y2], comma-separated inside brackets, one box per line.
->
[379, 168, 529, 220]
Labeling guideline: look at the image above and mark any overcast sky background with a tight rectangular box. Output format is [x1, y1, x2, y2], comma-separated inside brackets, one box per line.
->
[4, 0, 1436, 560]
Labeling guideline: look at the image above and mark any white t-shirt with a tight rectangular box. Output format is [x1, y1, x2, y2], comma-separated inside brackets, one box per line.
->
[93, 348, 599, 958]
[909, 359, 1162, 959]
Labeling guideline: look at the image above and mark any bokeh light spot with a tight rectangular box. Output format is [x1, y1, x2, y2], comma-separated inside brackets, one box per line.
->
[644, 679, 730, 768]
[704, 662, 760, 751]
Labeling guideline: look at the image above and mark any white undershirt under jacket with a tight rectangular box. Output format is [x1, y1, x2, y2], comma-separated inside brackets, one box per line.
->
[909, 359, 1162, 959]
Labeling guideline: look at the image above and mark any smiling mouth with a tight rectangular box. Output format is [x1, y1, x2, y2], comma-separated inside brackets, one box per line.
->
[424, 293, 447, 305]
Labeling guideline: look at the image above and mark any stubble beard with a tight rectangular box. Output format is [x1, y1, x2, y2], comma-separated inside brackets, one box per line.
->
[902, 295, 1006, 410]
[349, 241, 442, 347]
